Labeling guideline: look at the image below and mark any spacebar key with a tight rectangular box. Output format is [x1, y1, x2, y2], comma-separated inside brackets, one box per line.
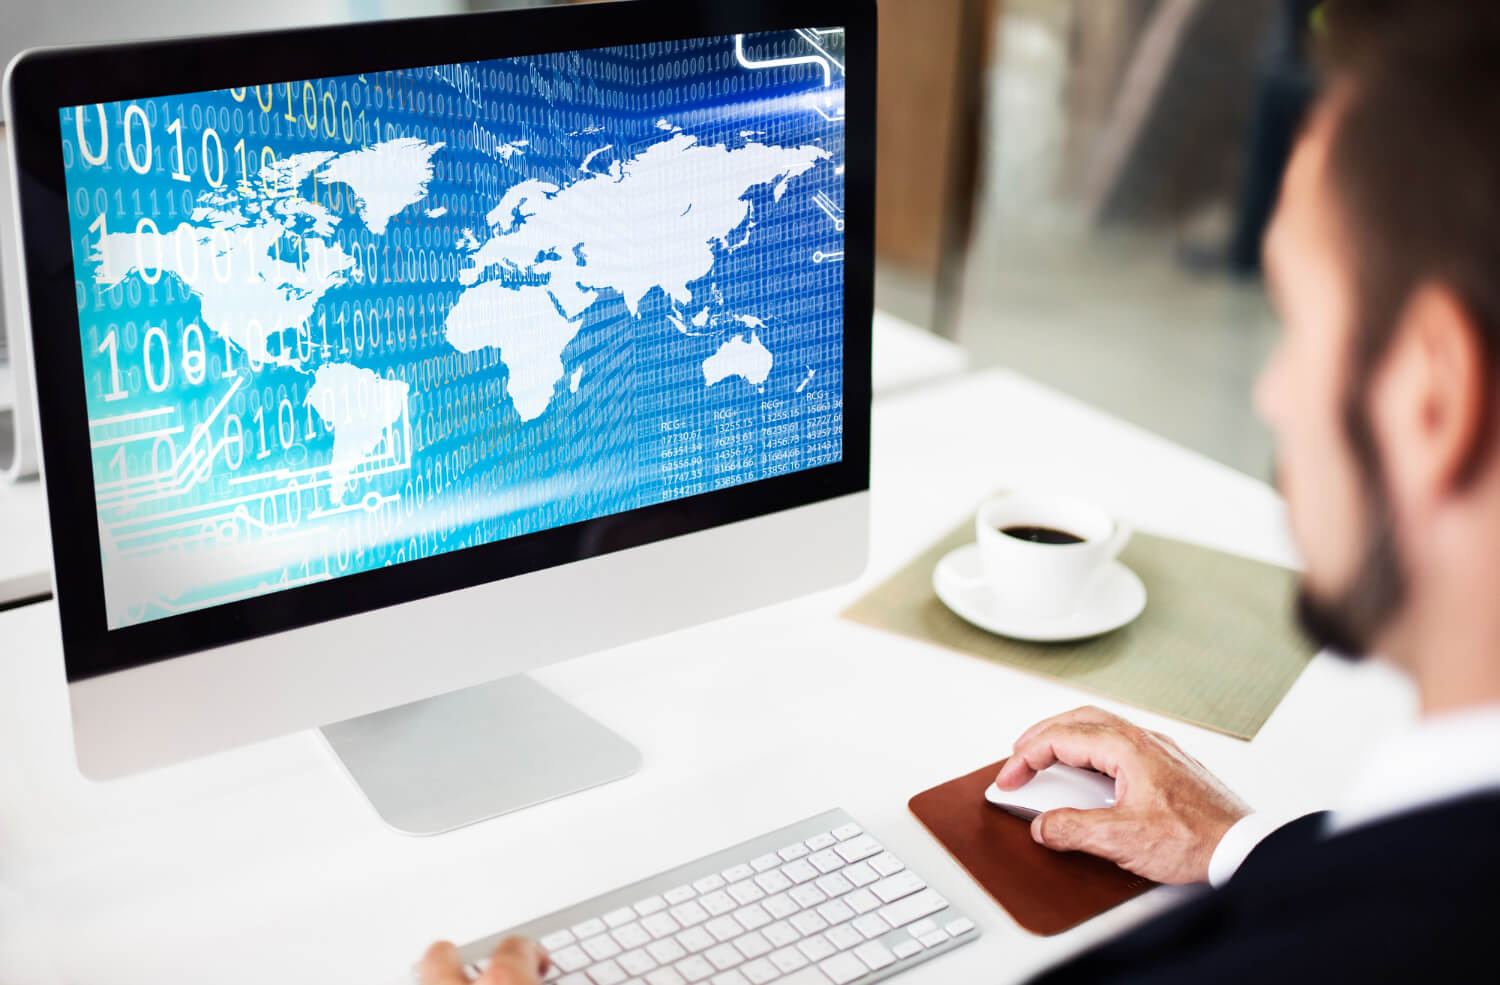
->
[877, 889, 948, 929]
[773, 967, 834, 985]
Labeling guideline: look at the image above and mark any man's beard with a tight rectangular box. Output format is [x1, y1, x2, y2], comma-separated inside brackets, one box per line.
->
[1294, 495, 1406, 661]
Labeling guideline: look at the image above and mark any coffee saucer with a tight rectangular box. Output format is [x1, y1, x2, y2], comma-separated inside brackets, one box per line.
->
[932, 543, 1147, 642]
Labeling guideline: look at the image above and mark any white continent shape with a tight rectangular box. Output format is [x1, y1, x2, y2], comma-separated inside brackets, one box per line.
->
[447, 132, 826, 421]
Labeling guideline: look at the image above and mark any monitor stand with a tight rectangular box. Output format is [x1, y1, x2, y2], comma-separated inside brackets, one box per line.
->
[320, 674, 641, 835]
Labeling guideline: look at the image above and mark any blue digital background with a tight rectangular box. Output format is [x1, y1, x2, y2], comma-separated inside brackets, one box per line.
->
[59, 29, 847, 628]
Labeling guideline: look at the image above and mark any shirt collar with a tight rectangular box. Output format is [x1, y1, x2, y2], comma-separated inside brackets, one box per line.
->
[1328, 704, 1500, 835]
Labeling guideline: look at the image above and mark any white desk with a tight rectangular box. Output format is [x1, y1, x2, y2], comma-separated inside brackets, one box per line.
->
[0, 477, 49, 602]
[0, 369, 1415, 985]
[0, 311, 962, 608]
[870, 311, 969, 396]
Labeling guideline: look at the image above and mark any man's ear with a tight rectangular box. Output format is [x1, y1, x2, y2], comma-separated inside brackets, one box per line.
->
[1371, 284, 1490, 508]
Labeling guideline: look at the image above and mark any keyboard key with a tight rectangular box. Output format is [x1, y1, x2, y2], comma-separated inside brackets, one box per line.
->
[763, 921, 801, 948]
[605, 907, 637, 929]
[670, 902, 710, 928]
[769, 947, 808, 973]
[620, 949, 657, 976]
[740, 958, 778, 985]
[763, 894, 800, 919]
[612, 923, 651, 950]
[587, 959, 627, 985]
[665, 886, 697, 905]
[853, 940, 896, 972]
[844, 889, 879, 914]
[907, 919, 939, 938]
[820, 952, 866, 985]
[815, 900, 855, 926]
[813, 873, 853, 898]
[645, 969, 686, 985]
[891, 939, 922, 960]
[778, 843, 810, 862]
[727, 882, 765, 906]
[705, 944, 742, 971]
[842, 862, 878, 888]
[582, 934, 622, 962]
[834, 836, 881, 864]
[808, 849, 844, 874]
[733, 931, 773, 960]
[693, 874, 727, 894]
[643, 913, 681, 939]
[805, 832, 837, 852]
[541, 930, 577, 951]
[552, 946, 590, 972]
[705, 917, 742, 943]
[788, 884, 827, 909]
[782, 860, 819, 884]
[721, 864, 754, 884]
[675, 955, 715, 983]
[918, 929, 948, 948]
[647, 939, 687, 965]
[635, 896, 668, 917]
[754, 870, 792, 895]
[945, 917, 976, 937]
[789, 911, 828, 936]
[797, 934, 836, 963]
[851, 914, 888, 939]
[877, 889, 948, 929]
[870, 871, 925, 904]
[700, 891, 736, 917]
[572, 919, 608, 940]
[711, 972, 750, 985]
[750, 854, 782, 873]
[832, 823, 862, 841]
[733, 903, 772, 931]
[869, 853, 904, 878]
[677, 927, 715, 953]
[556, 974, 589, 985]
[825, 925, 862, 951]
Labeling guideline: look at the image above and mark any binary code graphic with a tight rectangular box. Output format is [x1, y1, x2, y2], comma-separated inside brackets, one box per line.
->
[60, 29, 847, 628]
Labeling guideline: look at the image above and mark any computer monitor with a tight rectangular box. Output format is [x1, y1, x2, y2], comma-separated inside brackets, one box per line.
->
[5, 0, 873, 832]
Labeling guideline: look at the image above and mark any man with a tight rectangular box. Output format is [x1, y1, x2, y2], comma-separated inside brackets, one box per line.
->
[422, 1, 1500, 981]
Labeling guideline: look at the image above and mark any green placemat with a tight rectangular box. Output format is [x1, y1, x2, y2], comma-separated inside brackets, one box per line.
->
[843, 518, 1315, 740]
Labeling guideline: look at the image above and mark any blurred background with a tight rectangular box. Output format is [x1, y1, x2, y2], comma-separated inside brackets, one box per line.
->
[0, 0, 1307, 481]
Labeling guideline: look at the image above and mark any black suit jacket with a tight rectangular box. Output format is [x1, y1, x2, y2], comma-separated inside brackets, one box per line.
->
[1026, 792, 1500, 984]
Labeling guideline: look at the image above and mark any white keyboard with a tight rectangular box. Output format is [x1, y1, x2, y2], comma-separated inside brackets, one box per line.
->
[450, 809, 979, 985]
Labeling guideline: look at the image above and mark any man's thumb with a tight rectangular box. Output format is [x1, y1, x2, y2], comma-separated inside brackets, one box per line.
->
[1031, 807, 1098, 853]
[417, 941, 470, 985]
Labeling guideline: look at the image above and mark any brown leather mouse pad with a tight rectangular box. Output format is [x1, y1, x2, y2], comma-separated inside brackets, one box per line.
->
[909, 759, 1156, 936]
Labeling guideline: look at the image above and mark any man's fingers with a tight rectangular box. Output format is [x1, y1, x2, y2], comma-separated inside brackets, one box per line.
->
[1010, 706, 1130, 759]
[418, 941, 471, 985]
[998, 722, 1135, 789]
[999, 709, 1129, 789]
[482, 937, 549, 985]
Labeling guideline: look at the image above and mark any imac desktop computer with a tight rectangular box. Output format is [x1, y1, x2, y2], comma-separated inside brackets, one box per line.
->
[5, 0, 874, 834]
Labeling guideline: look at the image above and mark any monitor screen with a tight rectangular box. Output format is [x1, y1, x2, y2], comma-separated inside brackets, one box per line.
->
[56, 29, 847, 629]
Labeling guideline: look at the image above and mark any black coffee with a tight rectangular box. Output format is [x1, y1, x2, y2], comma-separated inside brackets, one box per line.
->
[1001, 525, 1085, 545]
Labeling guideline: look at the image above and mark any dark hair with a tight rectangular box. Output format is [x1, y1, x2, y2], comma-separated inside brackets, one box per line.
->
[1320, 1, 1500, 462]
[1288, 1, 1500, 657]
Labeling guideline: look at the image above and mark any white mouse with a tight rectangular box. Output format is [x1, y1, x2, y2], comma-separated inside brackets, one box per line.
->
[985, 764, 1117, 820]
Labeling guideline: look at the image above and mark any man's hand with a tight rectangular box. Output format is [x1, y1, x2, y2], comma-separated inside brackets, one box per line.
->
[994, 706, 1251, 884]
[419, 937, 549, 985]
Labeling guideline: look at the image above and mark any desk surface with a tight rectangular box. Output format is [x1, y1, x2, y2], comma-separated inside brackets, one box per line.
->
[0, 368, 1415, 985]
[0, 476, 48, 602]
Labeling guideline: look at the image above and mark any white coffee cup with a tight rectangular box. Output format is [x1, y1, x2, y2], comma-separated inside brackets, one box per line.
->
[959, 491, 1131, 618]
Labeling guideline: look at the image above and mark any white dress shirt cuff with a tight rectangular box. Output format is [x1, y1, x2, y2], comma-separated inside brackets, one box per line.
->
[1207, 812, 1288, 888]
